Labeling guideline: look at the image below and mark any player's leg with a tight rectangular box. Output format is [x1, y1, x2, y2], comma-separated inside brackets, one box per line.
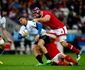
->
[14, 42, 18, 54]
[51, 53, 69, 66]
[0, 37, 5, 54]
[54, 26, 81, 61]
[32, 44, 43, 66]
[0, 37, 5, 64]
[38, 35, 52, 64]
[60, 39, 81, 61]
[58, 53, 78, 65]
[18, 41, 23, 55]
[27, 40, 32, 54]
[0, 46, 4, 64]
[24, 39, 28, 54]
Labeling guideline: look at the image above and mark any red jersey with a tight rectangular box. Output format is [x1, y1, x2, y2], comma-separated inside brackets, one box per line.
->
[41, 10, 64, 29]
[46, 42, 60, 59]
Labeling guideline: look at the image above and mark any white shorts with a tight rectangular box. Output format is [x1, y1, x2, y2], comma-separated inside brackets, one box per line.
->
[0, 38, 5, 45]
[51, 53, 64, 61]
[51, 53, 61, 61]
[54, 26, 67, 42]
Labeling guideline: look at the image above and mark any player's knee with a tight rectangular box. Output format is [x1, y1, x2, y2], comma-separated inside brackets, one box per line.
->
[38, 39, 44, 47]
[31, 45, 36, 52]
[38, 42, 42, 47]
[60, 41, 68, 47]
[0, 39, 5, 49]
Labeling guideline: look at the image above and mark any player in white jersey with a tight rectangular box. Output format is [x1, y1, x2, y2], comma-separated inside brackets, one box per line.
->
[18, 16, 56, 66]
[19, 21, 46, 37]
[0, 8, 13, 64]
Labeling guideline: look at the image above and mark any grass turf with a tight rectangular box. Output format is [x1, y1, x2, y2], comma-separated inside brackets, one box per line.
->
[0, 53, 85, 70]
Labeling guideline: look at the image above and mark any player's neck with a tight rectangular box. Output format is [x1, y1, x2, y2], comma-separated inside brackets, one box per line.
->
[40, 11, 43, 17]
[24, 20, 28, 26]
[0, 14, 3, 17]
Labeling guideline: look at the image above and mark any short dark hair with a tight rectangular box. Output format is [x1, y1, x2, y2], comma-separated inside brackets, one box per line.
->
[17, 15, 26, 20]
[1, 7, 8, 13]
[32, 7, 41, 14]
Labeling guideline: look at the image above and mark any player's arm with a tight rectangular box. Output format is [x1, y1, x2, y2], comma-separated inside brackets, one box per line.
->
[2, 28, 13, 43]
[36, 22, 42, 35]
[33, 22, 42, 41]
[18, 32, 28, 39]
[33, 15, 51, 22]
[18, 26, 28, 39]
[46, 33, 56, 40]
[18, 34, 23, 39]
[1, 18, 13, 43]
[41, 32, 56, 40]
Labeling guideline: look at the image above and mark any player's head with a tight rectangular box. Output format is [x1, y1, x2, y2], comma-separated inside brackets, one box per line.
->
[0, 8, 7, 17]
[32, 7, 41, 18]
[18, 16, 27, 25]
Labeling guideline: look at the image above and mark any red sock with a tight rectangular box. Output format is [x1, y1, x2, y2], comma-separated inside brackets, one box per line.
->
[65, 55, 77, 65]
[58, 60, 68, 66]
[67, 43, 80, 54]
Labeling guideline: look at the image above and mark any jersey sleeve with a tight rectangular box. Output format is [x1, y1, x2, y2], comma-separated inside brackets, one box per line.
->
[30, 21, 43, 34]
[1, 17, 6, 28]
[42, 11, 51, 17]
[29, 21, 36, 27]
[36, 22, 42, 34]
[19, 26, 25, 35]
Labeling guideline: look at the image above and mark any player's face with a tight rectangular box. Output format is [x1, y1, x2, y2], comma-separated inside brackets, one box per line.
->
[19, 18, 27, 25]
[32, 11, 41, 18]
[2, 11, 7, 16]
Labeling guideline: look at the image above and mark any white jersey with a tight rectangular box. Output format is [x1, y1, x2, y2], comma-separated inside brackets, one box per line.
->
[19, 21, 46, 36]
[0, 15, 6, 28]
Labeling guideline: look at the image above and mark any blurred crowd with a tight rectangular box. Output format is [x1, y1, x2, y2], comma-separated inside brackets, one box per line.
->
[0, 0, 85, 41]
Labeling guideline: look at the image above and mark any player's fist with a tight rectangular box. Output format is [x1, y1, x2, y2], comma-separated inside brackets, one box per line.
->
[41, 33, 47, 36]
[22, 30, 29, 37]
[33, 19, 39, 22]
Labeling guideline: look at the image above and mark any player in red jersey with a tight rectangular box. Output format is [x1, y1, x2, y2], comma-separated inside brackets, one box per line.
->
[34, 35, 78, 66]
[32, 7, 81, 61]
[46, 41, 78, 66]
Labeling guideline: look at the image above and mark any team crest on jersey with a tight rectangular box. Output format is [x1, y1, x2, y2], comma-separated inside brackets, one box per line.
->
[61, 31, 63, 33]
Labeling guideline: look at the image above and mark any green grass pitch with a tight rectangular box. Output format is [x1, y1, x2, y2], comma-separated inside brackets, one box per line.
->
[0, 53, 85, 70]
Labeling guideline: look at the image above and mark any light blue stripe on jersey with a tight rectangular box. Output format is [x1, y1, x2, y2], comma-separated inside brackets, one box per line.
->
[36, 22, 42, 34]
[18, 34, 23, 39]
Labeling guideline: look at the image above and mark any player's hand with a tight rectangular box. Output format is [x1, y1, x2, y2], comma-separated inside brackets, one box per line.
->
[33, 19, 39, 22]
[35, 34, 40, 41]
[0, 36, 3, 40]
[7, 38, 13, 44]
[41, 33, 47, 36]
[22, 32, 28, 37]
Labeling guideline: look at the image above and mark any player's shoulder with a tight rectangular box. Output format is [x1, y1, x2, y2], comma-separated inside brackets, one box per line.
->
[27, 20, 36, 26]
[28, 20, 34, 24]
[42, 10, 52, 16]
[20, 25, 25, 29]
[28, 20, 36, 23]
[2, 16, 6, 19]
[43, 10, 51, 13]
[0, 16, 6, 20]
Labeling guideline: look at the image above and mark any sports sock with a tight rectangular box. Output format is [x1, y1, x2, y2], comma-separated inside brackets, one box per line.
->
[58, 60, 68, 66]
[0, 48, 3, 54]
[67, 43, 80, 54]
[44, 53, 50, 60]
[65, 55, 77, 65]
[36, 55, 43, 64]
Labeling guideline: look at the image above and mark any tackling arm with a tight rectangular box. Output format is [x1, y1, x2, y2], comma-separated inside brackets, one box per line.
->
[33, 15, 50, 22]
[2, 28, 10, 40]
